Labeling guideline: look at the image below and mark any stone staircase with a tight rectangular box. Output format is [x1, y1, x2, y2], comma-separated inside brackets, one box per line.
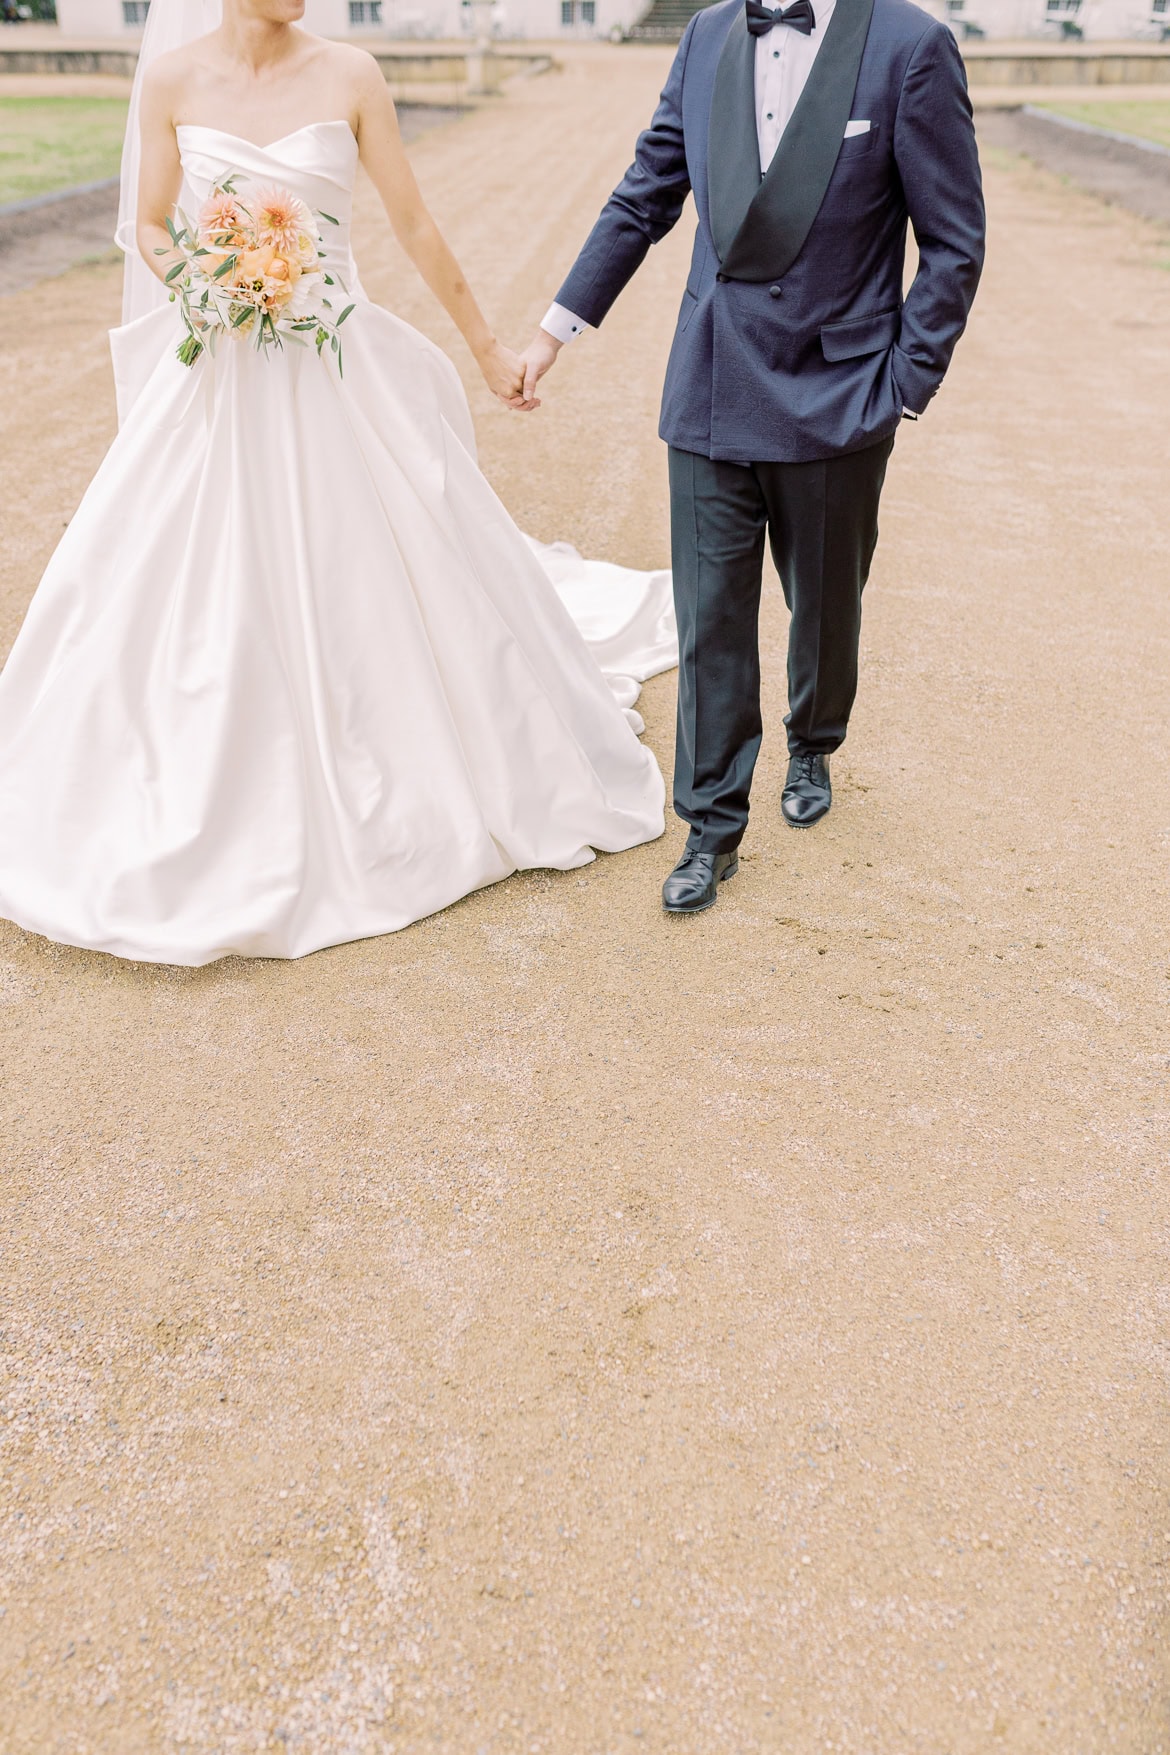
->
[628, 0, 719, 40]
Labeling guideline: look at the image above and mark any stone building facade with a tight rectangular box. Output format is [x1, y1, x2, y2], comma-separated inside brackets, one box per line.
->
[50, 0, 1170, 43]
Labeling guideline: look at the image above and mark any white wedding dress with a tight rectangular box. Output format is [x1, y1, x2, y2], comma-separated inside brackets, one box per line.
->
[0, 122, 676, 966]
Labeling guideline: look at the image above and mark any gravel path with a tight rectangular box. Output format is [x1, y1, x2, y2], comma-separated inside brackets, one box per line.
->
[1, 46, 1168, 1753]
[978, 104, 1170, 226]
[0, 177, 120, 297]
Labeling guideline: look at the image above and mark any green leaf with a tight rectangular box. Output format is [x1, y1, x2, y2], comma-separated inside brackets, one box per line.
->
[165, 214, 180, 244]
[335, 304, 355, 327]
[319, 211, 339, 226]
[164, 260, 187, 284]
[212, 255, 238, 281]
[231, 304, 253, 328]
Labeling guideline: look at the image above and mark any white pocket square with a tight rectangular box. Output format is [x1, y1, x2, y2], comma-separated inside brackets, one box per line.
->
[844, 119, 872, 138]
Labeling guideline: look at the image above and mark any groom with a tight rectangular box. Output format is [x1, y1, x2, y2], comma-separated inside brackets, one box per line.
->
[520, 0, 985, 913]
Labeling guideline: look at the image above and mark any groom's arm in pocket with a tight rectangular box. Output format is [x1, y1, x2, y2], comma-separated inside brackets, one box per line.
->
[543, 14, 696, 352]
[890, 21, 987, 419]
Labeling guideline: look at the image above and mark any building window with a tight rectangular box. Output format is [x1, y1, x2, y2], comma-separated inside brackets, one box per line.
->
[348, 0, 382, 21]
[122, 0, 149, 20]
[581, 0, 596, 18]
[561, 0, 576, 21]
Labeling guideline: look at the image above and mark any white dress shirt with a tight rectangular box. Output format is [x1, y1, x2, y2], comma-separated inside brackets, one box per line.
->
[542, 1, 838, 346]
[754, 0, 838, 173]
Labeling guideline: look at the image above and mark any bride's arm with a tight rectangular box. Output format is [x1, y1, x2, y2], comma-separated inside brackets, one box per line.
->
[353, 60, 526, 406]
[135, 68, 185, 284]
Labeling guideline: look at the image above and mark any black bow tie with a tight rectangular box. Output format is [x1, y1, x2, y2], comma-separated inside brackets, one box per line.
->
[746, 0, 817, 34]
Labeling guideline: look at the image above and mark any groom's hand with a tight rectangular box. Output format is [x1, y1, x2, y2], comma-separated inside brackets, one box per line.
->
[515, 328, 563, 411]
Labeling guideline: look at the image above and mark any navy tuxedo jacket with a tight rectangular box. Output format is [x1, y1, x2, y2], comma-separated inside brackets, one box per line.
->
[556, 0, 986, 463]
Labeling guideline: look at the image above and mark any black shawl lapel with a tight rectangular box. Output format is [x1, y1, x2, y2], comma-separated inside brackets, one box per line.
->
[707, 6, 762, 265]
[719, 0, 876, 282]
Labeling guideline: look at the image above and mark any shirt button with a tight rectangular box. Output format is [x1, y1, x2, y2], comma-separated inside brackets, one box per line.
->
[766, 111, 774, 119]
[716, 272, 729, 283]
[773, 49, 779, 55]
[769, 284, 782, 298]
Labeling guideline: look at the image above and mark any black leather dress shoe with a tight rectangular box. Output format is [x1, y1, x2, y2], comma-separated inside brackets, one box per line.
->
[782, 752, 831, 827]
[661, 848, 739, 914]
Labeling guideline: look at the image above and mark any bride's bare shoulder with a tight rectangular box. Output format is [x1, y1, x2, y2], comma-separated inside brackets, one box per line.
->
[137, 31, 222, 104]
[302, 33, 389, 94]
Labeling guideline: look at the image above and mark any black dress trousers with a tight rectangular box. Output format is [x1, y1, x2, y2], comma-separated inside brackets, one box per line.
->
[667, 434, 895, 854]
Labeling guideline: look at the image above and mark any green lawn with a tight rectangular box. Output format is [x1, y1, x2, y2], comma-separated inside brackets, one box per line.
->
[0, 96, 129, 206]
[1034, 100, 1170, 150]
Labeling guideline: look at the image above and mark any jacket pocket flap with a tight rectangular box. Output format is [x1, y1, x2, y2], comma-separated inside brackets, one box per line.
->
[820, 305, 900, 363]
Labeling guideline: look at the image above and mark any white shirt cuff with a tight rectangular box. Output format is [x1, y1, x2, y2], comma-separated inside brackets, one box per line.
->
[541, 302, 590, 345]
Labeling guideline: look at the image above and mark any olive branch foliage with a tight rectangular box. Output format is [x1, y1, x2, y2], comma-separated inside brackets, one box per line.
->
[155, 176, 356, 377]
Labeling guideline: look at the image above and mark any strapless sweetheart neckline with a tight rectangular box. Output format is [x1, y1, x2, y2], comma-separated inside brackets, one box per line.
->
[174, 119, 358, 153]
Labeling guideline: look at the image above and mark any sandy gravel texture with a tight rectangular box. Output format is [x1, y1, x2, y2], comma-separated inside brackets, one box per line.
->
[0, 180, 120, 297]
[0, 76, 135, 99]
[978, 105, 1170, 225]
[1, 46, 1169, 1754]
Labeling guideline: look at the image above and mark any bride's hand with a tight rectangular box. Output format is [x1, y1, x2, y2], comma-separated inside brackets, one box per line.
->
[476, 339, 539, 411]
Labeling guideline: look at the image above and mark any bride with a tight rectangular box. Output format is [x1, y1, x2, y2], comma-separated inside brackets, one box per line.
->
[0, 0, 675, 966]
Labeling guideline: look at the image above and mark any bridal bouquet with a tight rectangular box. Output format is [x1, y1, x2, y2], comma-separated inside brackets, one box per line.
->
[158, 178, 354, 374]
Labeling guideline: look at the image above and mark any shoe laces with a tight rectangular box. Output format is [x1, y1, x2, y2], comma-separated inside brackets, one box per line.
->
[794, 753, 822, 783]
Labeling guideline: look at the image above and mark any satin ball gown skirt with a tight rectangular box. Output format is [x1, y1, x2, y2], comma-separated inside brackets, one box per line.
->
[0, 123, 676, 966]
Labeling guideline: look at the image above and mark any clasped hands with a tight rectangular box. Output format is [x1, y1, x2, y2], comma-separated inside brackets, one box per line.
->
[477, 328, 562, 413]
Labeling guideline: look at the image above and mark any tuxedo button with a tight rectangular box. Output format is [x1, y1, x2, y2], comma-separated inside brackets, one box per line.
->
[716, 272, 729, 283]
[769, 284, 783, 298]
